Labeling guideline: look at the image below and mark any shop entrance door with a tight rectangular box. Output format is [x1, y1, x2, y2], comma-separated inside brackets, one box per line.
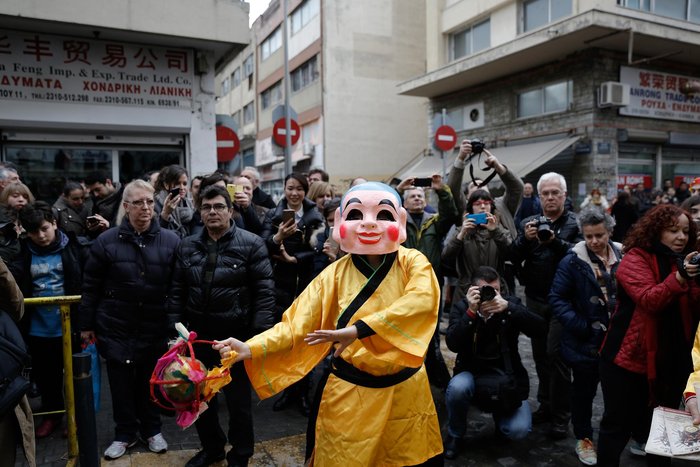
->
[2, 145, 183, 203]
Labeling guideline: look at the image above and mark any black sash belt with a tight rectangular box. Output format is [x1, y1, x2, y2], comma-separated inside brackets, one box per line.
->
[330, 356, 420, 389]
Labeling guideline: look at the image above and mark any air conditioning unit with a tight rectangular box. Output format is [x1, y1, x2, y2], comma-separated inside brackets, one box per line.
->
[302, 142, 315, 156]
[598, 82, 630, 108]
[463, 102, 485, 130]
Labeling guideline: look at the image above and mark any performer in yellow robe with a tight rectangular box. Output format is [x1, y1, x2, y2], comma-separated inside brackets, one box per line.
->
[215, 182, 444, 466]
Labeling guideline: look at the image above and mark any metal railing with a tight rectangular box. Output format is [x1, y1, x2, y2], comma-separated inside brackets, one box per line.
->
[24, 295, 82, 466]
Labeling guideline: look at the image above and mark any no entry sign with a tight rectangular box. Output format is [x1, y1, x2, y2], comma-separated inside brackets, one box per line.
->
[273, 118, 301, 147]
[434, 125, 457, 151]
[216, 125, 240, 162]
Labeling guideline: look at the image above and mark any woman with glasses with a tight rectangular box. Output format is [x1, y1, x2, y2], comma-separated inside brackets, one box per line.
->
[261, 173, 324, 416]
[76, 179, 180, 460]
[442, 189, 513, 305]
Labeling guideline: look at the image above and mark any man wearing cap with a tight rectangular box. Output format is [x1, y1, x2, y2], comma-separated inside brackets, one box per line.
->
[214, 182, 443, 466]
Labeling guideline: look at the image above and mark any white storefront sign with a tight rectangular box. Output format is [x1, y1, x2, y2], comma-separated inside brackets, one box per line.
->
[0, 30, 194, 109]
[620, 66, 700, 122]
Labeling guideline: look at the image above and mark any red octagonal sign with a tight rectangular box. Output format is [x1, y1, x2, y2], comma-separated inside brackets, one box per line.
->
[273, 118, 301, 147]
[434, 125, 457, 152]
[216, 125, 240, 162]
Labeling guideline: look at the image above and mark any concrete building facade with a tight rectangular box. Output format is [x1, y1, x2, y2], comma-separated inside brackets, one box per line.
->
[400, 0, 700, 207]
[0, 0, 249, 202]
[215, 0, 427, 197]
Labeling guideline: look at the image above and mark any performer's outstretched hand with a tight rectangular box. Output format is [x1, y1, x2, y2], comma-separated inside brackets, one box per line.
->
[305, 326, 358, 357]
[213, 337, 251, 362]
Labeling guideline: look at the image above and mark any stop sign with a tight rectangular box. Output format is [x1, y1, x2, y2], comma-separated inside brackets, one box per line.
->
[273, 118, 301, 147]
[216, 126, 240, 162]
[434, 125, 457, 151]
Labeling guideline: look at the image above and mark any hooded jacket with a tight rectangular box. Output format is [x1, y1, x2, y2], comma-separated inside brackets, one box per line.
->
[549, 240, 622, 365]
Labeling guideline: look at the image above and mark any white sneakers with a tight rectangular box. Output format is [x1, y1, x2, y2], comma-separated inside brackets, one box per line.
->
[103, 433, 168, 460]
[104, 439, 138, 460]
[575, 438, 597, 466]
[147, 433, 168, 453]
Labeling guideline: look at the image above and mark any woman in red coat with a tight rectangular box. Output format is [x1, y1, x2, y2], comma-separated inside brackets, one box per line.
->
[597, 204, 700, 466]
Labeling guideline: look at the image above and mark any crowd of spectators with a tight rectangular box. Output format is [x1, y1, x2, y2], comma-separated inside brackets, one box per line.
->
[3, 153, 700, 467]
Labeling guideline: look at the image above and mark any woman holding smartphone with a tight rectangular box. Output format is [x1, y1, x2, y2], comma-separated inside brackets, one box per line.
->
[441, 189, 512, 304]
[153, 164, 195, 238]
[261, 172, 324, 415]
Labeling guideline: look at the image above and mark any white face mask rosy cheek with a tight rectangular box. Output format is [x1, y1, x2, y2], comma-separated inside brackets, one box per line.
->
[332, 184, 407, 255]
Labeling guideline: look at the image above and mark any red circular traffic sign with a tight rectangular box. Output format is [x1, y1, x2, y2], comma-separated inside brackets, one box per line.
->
[216, 125, 240, 162]
[434, 125, 457, 151]
[273, 118, 301, 147]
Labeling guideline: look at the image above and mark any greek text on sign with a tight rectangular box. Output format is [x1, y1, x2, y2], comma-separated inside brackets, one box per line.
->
[0, 30, 194, 109]
[620, 66, 700, 123]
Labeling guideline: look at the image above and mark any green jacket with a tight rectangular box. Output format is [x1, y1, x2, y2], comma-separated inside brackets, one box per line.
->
[403, 186, 460, 277]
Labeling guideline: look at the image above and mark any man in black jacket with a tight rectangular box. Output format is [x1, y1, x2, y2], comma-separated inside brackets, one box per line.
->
[168, 185, 275, 467]
[443, 266, 545, 460]
[510, 172, 582, 439]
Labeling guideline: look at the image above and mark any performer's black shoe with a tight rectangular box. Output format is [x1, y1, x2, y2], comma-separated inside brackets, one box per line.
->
[272, 389, 294, 411]
[185, 449, 225, 467]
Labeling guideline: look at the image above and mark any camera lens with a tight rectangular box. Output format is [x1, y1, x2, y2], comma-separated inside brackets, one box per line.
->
[480, 285, 496, 302]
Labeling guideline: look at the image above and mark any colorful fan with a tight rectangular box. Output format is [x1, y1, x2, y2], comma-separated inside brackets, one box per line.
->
[149, 323, 237, 428]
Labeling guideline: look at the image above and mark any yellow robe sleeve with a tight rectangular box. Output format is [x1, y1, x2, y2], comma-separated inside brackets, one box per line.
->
[685, 323, 700, 396]
[244, 268, 336, 399]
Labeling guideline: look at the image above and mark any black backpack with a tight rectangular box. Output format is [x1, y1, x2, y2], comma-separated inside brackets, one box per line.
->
[0, 309, 31, 416]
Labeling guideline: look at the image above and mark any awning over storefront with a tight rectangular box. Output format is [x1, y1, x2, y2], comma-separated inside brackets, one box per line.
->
[391, 135, 582, 183]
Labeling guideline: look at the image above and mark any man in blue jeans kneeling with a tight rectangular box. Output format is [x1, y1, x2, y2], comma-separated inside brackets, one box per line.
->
[443, 266, 546, 459]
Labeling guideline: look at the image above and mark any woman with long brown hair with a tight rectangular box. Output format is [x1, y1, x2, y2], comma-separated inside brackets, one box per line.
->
[597, 204, 700, 465]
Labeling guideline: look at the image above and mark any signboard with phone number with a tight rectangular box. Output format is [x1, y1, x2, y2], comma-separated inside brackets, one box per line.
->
[0, 30, 194, 110]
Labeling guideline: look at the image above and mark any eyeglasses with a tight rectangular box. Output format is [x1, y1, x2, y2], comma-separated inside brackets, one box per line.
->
[540, 190, 563, 198]
[200, 203, 228, 213]
[126, 199, 155, 208]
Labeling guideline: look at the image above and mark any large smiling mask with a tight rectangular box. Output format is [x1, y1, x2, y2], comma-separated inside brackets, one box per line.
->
[332, 182, 407, 255]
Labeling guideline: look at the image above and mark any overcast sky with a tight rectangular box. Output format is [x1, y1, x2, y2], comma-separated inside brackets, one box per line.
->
[247, 0, 271, 27]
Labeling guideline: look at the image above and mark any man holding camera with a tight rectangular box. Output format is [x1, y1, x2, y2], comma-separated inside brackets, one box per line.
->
[448, 139, 523, 239]
[511, 172, 581, 439]
[444, 266, 545, 459]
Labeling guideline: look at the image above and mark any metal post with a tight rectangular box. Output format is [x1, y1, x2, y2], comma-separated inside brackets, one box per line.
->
[60, 303, 78, 459]
[282, 0, 292, 175]
[441, 108, 447, 178]
[73, 353, 99, 467]
[24, 295, 82, 465]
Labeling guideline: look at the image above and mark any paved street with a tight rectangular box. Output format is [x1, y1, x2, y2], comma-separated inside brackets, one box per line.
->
[17, 327, 651, 467]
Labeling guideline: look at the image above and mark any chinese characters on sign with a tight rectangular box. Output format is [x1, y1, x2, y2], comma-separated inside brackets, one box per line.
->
[620, 66, 700, 122]
[0, 31, 194, 109]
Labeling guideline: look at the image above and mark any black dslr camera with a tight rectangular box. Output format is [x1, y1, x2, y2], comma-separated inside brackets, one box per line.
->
[470, 138, 485, 155]
[479, 284, 497, 302]
[533, 216, 554, 241]
[689, 254, 700, 266]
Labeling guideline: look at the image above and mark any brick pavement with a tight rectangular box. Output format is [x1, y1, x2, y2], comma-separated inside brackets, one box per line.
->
[19, 326, 650, 466]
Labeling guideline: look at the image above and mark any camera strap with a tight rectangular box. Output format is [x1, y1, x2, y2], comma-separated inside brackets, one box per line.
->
[468, 153, 498, 188]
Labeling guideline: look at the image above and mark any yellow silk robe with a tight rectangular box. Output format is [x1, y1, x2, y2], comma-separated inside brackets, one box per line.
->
[244, 247, 443, 466]
[685, 324, 700, 396]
